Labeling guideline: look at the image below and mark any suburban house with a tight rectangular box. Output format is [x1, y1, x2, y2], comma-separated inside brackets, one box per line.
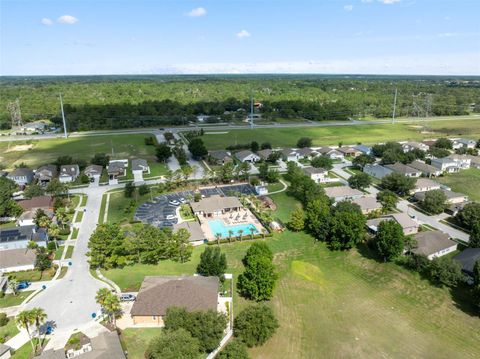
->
[363, 164, 393, 179]
[235, 150, 260, 163]
[446, 154, 471, 169]
[34, 165, 58, 186]
[59, 164, 80, 183]
[107, 160, 127, 184]
[411, 178, 442, 194]
[0, 248, 36, 273]
[208, 150, 232, 165]
[408, 160, 442, 177]
[454, 138, 477, 149]
[37, 331, 125, 359]
[352, 197, 382, 214]
[445, 202, 468, 216]
[367, 213, 419, 236]
[84, 165, 103, 181]
[414, 188, 468, 204]
[402, 141, 430, 153]
[296, 147, 316, 159]
[130, 276, 219, 326]
[17, 195, 54, 226]
[132, 159, 150, 183]
[280, 148, 299, 162]
[0, 225, 48, 251]
[384, 162, 422, 177]
[337, 147, 361, 157]
[6, 168, 34, 186]
[173, 221, 206, 246]
[325, 186, 363, 202]
[190, 195, 242, 217]
[316, 147, 344, 160]
[411, 231, 458, 260]
[303, 167, 328, 184]
[454, 248, 480, 280]
[422, 140, 437, 148]
[431, 157, 459, 173]
[257, 149, 273, 161]
[467, 155, 480, 169]
[353, 144, 372, 156]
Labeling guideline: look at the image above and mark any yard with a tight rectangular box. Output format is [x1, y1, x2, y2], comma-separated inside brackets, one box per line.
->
[102, 189, 480, 358]
[436, 168, 480, 202]
[119, 328, 161, 359]
[7, 267, 57, 282]
[0, 134, 168, 177]
[0, 316, 19, 342]
[0, 291, 34, 308]
[202, 119, 480, 150]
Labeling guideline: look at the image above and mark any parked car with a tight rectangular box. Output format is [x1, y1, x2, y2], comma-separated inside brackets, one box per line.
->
[166, 214, 176, 220]
[120, 293, 136, 301]
[179, 197, 187, 204]
[17, 281, 31, 290]
[169, 200, 180, 206]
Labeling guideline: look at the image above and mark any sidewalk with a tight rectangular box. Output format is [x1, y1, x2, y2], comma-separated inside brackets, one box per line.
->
[5, 329, 30, 350]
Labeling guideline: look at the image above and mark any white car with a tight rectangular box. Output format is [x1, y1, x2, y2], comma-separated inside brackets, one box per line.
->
[169, 200, 180, 206]
[166, 214, 176, 220]
[179, 197, 187, 204]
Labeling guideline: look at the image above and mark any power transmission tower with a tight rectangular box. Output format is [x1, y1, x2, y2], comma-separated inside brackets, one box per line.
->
[7, 98, 23, 129]
[392, 88, 398, 124]
[250, 94, 254, 129]
[59, 94, 68, 138]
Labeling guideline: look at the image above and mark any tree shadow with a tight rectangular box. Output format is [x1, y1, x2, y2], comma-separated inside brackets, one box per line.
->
[356, 241, 385, 263]
[450, 284, 479, 317]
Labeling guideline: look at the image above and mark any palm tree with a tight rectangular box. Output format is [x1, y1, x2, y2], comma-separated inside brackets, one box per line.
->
[16, 310, 35, 353]
[8, 278, 18, 296]
[95, 288, 111, 308]
[48, 224, 60, 249]
[249, 227, 255, 240]
[96, 288, 121, 328]
[30, 307, 47, 350]
[238, 229, 244, 242]
[228, 230, 234, 243]
[215, 233, 222, 246]
[55, 207, 69, 230]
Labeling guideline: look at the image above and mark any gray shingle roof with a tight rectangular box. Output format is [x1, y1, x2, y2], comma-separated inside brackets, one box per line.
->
[132, 159, 148, 171]
[412, 230, 457, 257]
[0, 248, 36, 270]
[131, 276, 219, 316]
[190, 195, 242, 214]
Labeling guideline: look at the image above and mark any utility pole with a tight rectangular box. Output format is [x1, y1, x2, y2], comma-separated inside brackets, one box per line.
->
[250, 94, 254, 129]
[59, 93, 68, 138]
[392, 88, 398, 124]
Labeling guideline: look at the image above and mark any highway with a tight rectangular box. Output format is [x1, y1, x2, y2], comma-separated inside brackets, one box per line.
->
[1, 115, 479, 142]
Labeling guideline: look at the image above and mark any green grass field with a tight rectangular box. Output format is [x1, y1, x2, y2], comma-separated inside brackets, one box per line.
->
[437, 168, 480, 202]
[6, 267, 57, 282]
[120, 328, 161, 359]
[202, 119, 480, 150]
[103, 190, 480, 358]
[75, 211, 84, 223]
[0, 134, 168, 176]
[0, 316, 19, 342]
[0, 291, 33, 308]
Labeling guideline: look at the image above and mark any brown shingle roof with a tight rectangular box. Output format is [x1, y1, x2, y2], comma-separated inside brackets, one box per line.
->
[131, 276, 219, 316]
[18, 196, 53, 211]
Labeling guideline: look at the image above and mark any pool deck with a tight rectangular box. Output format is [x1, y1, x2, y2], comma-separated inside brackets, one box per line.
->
[199, 208, 265, 241]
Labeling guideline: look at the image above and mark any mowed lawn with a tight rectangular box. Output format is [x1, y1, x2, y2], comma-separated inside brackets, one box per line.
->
[437, 168, 480, 202]
[103, 191, 480, 359]
[202, 119, 480, 150]
[0, 134, 167, 176]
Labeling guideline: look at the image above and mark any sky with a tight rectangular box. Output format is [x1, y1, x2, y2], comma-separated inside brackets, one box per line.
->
[0, 0, 479, 76]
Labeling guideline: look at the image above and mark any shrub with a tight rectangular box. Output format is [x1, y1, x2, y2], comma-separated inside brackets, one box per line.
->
[217, 339, 250, 359]
[234, 305, 279, 347]
[0, 313, 8, 327]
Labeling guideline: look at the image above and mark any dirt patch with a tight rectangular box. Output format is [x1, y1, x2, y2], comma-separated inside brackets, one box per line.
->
[6, 144, 34, 152]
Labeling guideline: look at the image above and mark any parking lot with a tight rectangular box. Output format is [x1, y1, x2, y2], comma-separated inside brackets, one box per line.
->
[134, 184, 256, 228]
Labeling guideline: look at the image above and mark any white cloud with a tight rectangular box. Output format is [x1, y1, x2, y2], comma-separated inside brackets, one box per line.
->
[185, 7, 207, 17]
[236, 30, 251, 39]
[344, 5, 354, 11]
[41, 18, 53, 26]
[379, 0, 402, 4]
[58, 15, 78, 24]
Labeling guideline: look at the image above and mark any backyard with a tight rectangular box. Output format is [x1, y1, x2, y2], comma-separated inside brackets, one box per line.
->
[0, 134, 168, 177]
[201, 119, 480, 150]
[103, 191, 480, 359]
[437, 168, 480, 202]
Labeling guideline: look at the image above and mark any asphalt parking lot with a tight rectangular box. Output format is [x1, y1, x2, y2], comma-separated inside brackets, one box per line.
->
[134, 184, 256, 228]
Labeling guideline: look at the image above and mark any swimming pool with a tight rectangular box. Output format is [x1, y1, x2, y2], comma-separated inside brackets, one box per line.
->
[208, 219, 258, 238]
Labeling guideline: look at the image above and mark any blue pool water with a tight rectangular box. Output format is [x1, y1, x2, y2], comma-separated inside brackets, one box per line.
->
[208, 219, 258, 238]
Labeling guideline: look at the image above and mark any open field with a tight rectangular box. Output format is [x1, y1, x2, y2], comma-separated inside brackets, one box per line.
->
[202, 119, 480, 150]
[437, 168, 480, 202]
[104, 191, 480, 358]
[0, 134, 168, 176]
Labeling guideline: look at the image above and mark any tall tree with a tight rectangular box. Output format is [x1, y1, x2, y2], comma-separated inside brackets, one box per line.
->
[327, 210, 366, 250]
[296, 137, 312, 148]
[87, 224, 126, 269]
[470, 222, 480, 248]
[373, 220, 405, 261]
[197, 246, 227, 279]
[234, 305, 279, 347]
[146, 328, 200, 359]
[311, 155, 333, 170]
[16, 310, 36, 353]
[380, 173, 416, 196]
[304, 198, 331, 242]
[237, 256, 278, 301]
[288, 206, 305, 232]
[376, 190, 398, 212]
[156, 143, 172, 163]
[348, 173, 372, 190]
[188, 138, 208, 159]
[30, 307, 47, 350]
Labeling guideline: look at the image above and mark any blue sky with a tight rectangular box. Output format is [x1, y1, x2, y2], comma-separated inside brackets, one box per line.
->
[1, 0, 479, 75]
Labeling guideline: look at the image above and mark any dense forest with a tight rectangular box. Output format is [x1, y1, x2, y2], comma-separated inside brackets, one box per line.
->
[0, 75, 479, 131]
